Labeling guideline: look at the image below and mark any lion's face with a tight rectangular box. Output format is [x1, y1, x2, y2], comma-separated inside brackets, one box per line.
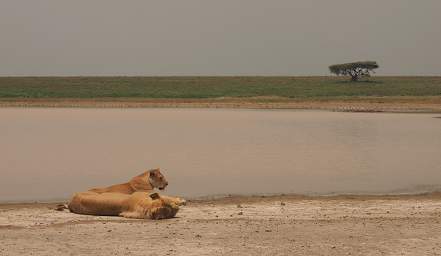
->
[148, 195, 179, 220]
[148, 168, 168, 190]
[150, 204, 179, 220]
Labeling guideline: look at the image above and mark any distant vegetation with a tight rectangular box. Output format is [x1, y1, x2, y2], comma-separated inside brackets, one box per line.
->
[329, 61, 379, 81]
[0, 76, 440, 100]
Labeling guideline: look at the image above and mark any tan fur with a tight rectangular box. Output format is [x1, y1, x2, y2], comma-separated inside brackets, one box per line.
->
[68, 192, 184, 219]
[89, 168, 168, 194]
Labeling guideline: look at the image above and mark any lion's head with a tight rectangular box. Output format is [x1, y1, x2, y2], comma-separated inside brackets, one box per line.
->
[148, 193, 179, 220]
[130, 168, 169, 192]
[148, 168, 168, 190]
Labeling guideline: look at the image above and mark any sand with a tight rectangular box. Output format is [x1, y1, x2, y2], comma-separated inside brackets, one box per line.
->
[1, 97, 441, 113]
[2, 194, 441, 255]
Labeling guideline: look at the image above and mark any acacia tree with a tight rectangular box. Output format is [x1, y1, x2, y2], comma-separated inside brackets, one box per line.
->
[329, 61, 379, 81]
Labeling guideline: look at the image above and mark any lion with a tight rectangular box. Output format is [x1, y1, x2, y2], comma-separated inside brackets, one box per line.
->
[89, 168, 168, 194]
[68, 192, 184, 219]
[55, 168, 183, 212]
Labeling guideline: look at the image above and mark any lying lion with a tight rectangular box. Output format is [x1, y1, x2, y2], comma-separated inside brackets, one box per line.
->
[68, 192, 184, 219]
[89, 168, 168, 194]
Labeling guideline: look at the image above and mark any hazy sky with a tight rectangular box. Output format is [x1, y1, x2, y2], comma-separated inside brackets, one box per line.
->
[1, 0, 440, 76]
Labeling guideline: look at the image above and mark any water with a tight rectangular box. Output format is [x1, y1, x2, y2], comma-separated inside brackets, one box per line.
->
[1, 108, 440, 202]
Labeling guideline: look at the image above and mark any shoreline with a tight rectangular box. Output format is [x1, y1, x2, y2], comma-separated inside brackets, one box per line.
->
[1, 97, 441, 113]
[2, 191, 441, 208]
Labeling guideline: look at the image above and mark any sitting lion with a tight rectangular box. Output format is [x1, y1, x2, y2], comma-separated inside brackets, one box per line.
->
[68, 192, 184, 219]
[89, 168, 168, 194]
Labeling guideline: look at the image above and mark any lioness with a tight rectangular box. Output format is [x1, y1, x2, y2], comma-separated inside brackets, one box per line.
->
[89, 168, 168, 194]
[68, 192, 183, 219]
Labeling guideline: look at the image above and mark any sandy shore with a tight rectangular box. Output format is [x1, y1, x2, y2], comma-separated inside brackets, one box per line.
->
[1, 97, 441, 113]
[2, 194, 441, 255]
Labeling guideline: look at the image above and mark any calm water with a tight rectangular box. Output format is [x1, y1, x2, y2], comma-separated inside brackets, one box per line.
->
[1, 108, 441, 202]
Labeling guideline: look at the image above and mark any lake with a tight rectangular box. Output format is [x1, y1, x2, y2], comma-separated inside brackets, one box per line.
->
[1, 108, 440, 202]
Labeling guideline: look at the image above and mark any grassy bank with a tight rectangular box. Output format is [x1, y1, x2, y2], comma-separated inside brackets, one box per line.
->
[1, 76, 441, 99]
[1, 76, 441, 112]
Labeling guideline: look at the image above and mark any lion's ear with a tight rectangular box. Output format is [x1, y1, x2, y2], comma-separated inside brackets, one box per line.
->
[149, 193, 160, 200]
[149, 169, 159, 176]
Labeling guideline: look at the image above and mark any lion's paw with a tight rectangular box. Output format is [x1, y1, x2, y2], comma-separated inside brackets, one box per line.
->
[176, 198, 187, 206]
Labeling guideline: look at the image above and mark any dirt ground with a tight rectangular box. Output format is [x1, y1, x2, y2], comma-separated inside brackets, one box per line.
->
[1, 97, 441, 113]
[1, 194, 441, 256]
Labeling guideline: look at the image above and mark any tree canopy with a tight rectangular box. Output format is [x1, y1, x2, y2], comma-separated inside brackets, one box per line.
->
[329, 61, 379, 81]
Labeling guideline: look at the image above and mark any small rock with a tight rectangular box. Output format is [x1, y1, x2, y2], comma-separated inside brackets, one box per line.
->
[237, 204, 243, 208]
[265, 229, 272, 232]
[195, 234, 202, 238]
[280, 202, 286, 206]
[107, 230, 112, 232]
[54, 204, 67, 211]
[238, 212, 243, 215]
